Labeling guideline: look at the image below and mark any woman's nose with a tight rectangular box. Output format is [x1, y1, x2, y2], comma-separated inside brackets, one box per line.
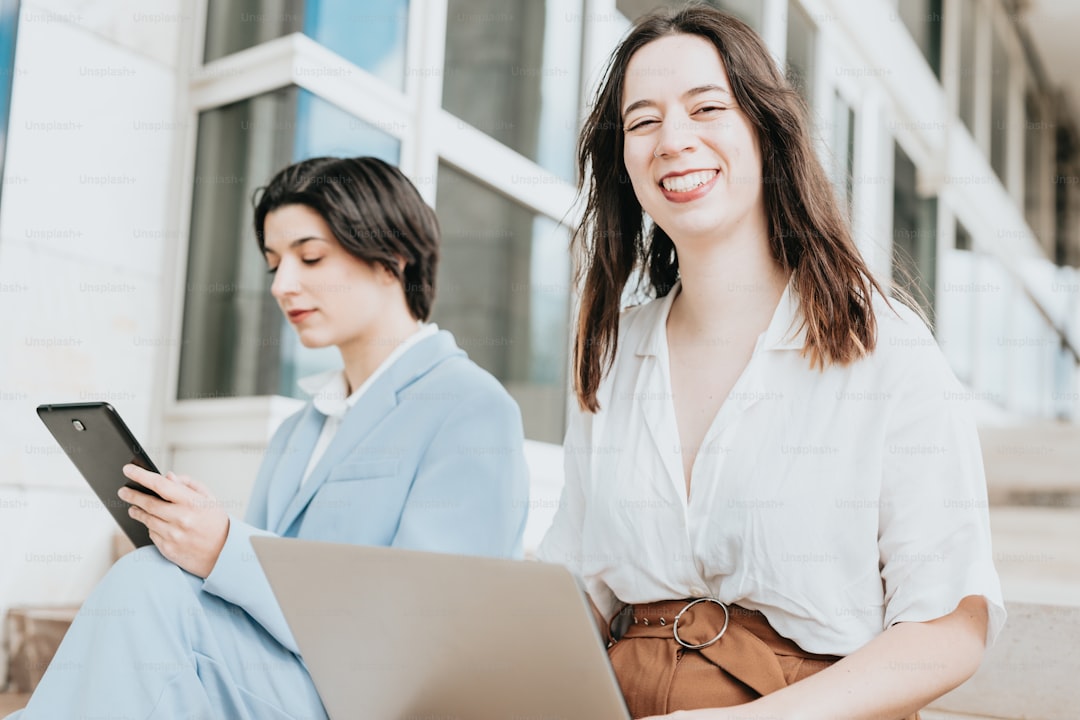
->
[653, 114, 697, 158]
[270, 261, 299, 299]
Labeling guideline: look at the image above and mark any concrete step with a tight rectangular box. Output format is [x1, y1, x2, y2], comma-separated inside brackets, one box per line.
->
[980, 422, 1080, 507]
[928, 602, 1080, 720]
[3, 606, 79, 695]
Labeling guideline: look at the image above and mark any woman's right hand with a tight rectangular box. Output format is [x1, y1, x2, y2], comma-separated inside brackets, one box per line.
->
[118, 465, 230, 579]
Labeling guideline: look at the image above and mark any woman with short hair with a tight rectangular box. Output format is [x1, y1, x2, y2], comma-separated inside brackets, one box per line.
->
[11, 156, 529, 719]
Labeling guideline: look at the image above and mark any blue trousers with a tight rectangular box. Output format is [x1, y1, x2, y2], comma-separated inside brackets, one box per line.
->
[6, 547, 328, 720]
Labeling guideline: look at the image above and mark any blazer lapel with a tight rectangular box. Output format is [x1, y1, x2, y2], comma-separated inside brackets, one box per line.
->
[266, 404, 325, 533]
[275, 330, 465, 535]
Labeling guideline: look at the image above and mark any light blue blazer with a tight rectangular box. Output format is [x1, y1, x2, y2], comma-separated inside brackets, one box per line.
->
[201, 329, 530, 653]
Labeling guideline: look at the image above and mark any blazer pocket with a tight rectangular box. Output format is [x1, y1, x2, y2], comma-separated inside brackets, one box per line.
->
[326, 459, 400, 483]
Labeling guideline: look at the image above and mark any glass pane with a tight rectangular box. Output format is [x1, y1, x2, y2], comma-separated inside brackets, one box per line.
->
[897, 0, 942, 78]
[204, 0, 303, 63]
[434, 164, 571, 443]
[179, 87, 297, 401]
[830, 91, 855, 217]
[303, 0, 408, 89]
[955, 218, 973, 251]
[443, 0, 581, 181]
[1023, 92, 1045, 243]
[0, 0, 19, 210]
[892, 143, 937, 324]
[939, 221, 976, 383]
[957, 0, 976, 134]
[990, 26, 1009, 182]
[786, 0, 816, 109]
[204, 0, 409, 90]
[973, 257, 1010, 404]
[178, 87, 401, 401]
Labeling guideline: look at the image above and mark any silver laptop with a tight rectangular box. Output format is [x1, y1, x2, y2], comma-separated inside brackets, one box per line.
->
[251, 536, 631, 720]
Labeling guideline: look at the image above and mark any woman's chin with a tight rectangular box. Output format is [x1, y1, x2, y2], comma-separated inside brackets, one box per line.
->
[294, 333, 333, 350]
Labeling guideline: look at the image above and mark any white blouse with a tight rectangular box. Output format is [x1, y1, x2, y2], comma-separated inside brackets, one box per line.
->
[538, 281, 1006, 656]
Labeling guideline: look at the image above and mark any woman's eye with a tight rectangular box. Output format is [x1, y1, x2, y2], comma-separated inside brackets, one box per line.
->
[302, 258, 323, 266]
[697, 105, 726, 115]
[266, 266, 278, 275]
[626, 119, 657, 132]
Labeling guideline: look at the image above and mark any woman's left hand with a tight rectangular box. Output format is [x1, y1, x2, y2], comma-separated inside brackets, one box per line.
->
[118, 464, 230, 578]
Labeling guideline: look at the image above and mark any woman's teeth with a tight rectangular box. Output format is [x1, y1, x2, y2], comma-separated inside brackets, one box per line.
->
[661, 170, 717, 192]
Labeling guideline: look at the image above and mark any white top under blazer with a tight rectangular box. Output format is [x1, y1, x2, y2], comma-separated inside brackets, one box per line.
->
[538, 280, 1006, 656]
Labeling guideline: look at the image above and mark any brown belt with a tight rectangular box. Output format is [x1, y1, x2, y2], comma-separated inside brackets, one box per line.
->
[612, 598, 840, 699]
[608, 599, 919, 719]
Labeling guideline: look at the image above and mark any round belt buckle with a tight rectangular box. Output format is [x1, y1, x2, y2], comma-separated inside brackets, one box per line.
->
[672, 597, 729, 650]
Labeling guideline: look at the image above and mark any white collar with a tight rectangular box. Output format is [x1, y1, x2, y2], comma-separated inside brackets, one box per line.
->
[296, 323, 439, 419]
[635, 279, 806, 357]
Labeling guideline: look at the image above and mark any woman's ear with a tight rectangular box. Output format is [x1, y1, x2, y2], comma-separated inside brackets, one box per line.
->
[377, 258, 406, 285]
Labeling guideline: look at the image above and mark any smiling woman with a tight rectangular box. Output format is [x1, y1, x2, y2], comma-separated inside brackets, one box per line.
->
[5, 157, 529, 720]
[538, 6, 1004, 720]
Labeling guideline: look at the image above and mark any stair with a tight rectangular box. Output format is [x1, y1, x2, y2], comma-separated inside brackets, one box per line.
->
[3, 605, 80, 694]
[980, 422, 1080, 506]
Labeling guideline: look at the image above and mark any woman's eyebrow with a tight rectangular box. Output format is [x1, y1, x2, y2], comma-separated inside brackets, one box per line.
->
[261, 236, 324, 257]
[622, 84, 733, 120]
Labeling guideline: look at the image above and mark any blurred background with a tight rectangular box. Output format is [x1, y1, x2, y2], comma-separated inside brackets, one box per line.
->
[0, 0, 1077, 717]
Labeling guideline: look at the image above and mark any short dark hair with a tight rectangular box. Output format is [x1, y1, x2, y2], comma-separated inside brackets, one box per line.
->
[253, 156, 440, 321]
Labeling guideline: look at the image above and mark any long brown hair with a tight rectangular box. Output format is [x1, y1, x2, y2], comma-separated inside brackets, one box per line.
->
[574, 5, 888, 412]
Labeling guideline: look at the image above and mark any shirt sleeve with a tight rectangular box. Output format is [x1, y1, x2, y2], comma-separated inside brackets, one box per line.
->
[877, 322, 1006, 647]
[536, 403, 621, 622]
[201, 519, 299, 654]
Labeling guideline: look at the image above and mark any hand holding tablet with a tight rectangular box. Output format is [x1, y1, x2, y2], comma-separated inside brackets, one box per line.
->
[117, 464, 230, 578]
[37, 402, 164, 548]
[37, 402, 230, 576]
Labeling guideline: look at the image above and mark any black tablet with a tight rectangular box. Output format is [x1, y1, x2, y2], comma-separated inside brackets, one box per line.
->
[37, 402, 164, 548]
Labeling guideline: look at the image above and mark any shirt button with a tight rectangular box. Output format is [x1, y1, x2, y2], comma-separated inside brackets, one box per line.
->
[689, 586, 705, 596]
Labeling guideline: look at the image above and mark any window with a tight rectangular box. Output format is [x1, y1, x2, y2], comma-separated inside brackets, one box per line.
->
[204, 0, 410, 90]
[183, 0, 582, 443]
[956, 0, 976, 134]
[0, 0, 18, 210]
[892, 143, 937, 323]
[939, 220, 976, 383]
[435, 164, 571, 443]
[177, 88, 401, 401]
[896, 0, 942, 78]
[786, 0, 816, 109]
[830, 92, 855, 217]
[1024, 92, 1047, 246]
[955, 218, 973, 251]
[989, 24, 1009, 182]
[443, 0, 581, 182]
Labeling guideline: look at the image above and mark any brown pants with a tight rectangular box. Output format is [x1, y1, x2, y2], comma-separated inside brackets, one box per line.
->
[608, 599, 920, 720]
